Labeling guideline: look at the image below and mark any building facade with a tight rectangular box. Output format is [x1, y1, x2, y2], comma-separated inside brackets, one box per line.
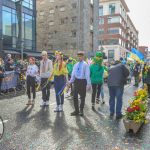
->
[36, 0, 99, 56]
[139, 46, 148, 58]
[0, 0, 36, 56]
[99, 0, 138, 62]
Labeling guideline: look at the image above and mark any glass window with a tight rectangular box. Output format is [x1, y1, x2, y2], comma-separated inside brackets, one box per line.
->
[49, 9, 54, 14]
[109, 3, 115, 15]
[24, 14, 32, 40]
[22, 0, 33, 9]
[71, 16, 77, 23]
[60, 6, 65, 12]
[108, 28, 119, 34]
[2, 10, 12, 36]
[99, 29, 104, 35]
[72, 3, 77, 9]
[106, 39, 119, 45]
[108, 50, 114, 61]
[99, 6, 103, 16]
[99, 18, 104, 25]
[71, 30, 76, 37]
[108, 16, 121, 24]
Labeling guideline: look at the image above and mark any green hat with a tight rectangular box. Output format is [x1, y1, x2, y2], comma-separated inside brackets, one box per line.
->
[93, 52, 103, 65]
[95, 52, 103, 58]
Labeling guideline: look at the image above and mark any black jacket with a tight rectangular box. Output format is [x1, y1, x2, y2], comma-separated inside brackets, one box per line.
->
[108, 64, 129, 87]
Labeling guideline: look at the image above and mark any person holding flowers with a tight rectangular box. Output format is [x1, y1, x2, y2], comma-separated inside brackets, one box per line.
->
[53, 51, 68, 112]
[90, 52, 104, 110]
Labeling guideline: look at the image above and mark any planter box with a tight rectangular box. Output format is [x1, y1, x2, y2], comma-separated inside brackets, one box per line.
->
[123, 119, 143, 134]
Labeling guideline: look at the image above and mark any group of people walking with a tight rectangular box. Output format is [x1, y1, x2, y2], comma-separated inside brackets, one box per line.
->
[25, 50, 131, 119]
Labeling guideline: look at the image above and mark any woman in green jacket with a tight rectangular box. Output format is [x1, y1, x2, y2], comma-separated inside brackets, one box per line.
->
[90, 52, 104, 110]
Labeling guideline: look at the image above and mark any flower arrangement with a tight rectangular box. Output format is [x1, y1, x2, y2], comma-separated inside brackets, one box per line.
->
[125, 88, 148, 124]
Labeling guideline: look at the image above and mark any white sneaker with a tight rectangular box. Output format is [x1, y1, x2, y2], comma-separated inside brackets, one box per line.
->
[54, 106, 59, 112]
[40, 100, 46, 107]
[59, 105, 63, 112]
[45, 101, 49, 106]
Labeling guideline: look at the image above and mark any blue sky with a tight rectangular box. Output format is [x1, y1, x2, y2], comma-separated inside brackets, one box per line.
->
[125, 0, 150, 49]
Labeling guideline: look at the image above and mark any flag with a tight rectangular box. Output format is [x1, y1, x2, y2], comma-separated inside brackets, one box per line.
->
[131, 48, 145, 60]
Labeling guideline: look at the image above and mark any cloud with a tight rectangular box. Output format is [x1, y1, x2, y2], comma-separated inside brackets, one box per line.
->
[125, 0, 150, 48]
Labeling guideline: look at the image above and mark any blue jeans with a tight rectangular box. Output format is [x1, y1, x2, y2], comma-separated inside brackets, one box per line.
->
[54, 75, 66, 105]
[108, 86, 124, 116]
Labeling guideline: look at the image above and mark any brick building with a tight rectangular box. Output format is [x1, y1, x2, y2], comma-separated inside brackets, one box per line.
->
[36, 0, 99, 56]
[99, 0, 139, 62]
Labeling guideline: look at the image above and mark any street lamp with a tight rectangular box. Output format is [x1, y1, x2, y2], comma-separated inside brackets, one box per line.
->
[15, 0, 24, 60]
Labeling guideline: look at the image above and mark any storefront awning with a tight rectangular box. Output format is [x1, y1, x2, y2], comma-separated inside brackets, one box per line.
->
[3, 50, 20, 55]
[24, 52, 41, 57]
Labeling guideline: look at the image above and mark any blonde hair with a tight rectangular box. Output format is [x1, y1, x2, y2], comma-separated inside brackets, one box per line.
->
[41, 51, 47, 56]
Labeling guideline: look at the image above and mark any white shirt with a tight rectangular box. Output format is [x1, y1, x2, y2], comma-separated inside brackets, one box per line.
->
[26, 64, 38, 77]
[70, 61, 91, 85]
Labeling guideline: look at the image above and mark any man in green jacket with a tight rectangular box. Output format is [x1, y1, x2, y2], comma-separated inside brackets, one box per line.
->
[90, 52, 104, 110]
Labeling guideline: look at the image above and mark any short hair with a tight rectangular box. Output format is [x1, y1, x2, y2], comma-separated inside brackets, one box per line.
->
[41, 51, 47, 56]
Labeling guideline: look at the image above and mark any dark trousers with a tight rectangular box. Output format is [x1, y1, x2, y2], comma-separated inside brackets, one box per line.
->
[54, 75, 66, 105]
[147, 84, 150, 97]
[134, 75, 139, 86]
[109, 86, 124, 116]
[73, 79, 87, 112]
[26, 76, 36, 100]
[41, 78, 51, 102]
[91, 84, 102, 104]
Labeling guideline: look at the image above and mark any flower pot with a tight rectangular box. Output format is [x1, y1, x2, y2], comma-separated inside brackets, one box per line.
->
[123, 119, 143, 133]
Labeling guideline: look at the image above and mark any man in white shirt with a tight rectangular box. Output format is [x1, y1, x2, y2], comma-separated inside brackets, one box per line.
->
[68, 51, 91, 116]
[40, 51, 53, 107]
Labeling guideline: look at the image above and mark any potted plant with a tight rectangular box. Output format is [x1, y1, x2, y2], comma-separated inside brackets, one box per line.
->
[123, 88, 148, 133]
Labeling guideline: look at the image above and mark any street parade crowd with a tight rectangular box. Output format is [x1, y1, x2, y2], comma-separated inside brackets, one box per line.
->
[0, 51, 150, 119]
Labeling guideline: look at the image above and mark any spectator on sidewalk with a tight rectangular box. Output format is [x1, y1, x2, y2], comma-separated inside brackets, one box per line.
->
[108, 60, 129, 119]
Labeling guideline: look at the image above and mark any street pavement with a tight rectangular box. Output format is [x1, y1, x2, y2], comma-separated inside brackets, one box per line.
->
[0, 83, 150, 150]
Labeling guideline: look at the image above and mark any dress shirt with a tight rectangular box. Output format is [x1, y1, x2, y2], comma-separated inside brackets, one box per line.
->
[70, 61, 91, 85]
[26, 64, 38, 77]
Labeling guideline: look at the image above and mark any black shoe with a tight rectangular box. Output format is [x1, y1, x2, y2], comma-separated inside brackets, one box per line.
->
[70, 111, 79, 116]
[116, 114, 123, 119]
[109, 113, 114, 118]
[92, 106, 95, 111]
[79, 110, 84, 116]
